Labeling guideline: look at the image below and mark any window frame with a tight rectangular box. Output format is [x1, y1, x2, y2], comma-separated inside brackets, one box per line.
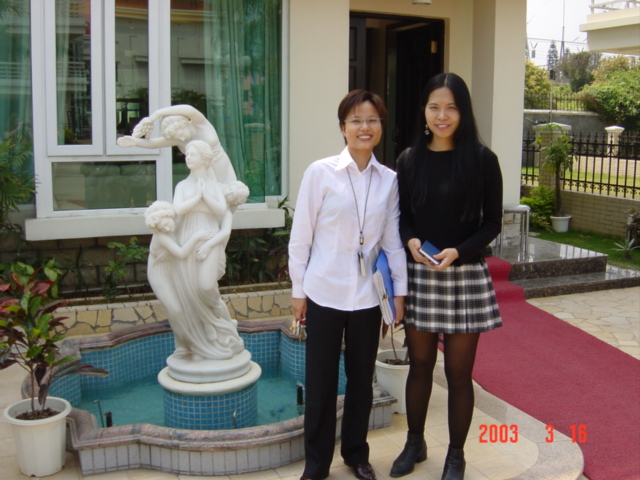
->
[28, 0, 286, 238]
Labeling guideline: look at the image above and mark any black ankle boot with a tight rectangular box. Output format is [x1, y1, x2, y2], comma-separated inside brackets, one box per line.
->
[441, 446, 465, 480]
[389, 432, 427, 477]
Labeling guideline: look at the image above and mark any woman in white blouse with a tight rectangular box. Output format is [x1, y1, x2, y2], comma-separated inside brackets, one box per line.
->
[289, 90, 408, 480]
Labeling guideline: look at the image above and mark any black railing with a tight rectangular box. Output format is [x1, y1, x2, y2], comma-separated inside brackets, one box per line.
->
[524, 92, 589, 112]
[521, 131, 640, 199]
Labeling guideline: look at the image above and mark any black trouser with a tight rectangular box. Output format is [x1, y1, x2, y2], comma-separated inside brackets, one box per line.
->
[301, 299, 381, 480]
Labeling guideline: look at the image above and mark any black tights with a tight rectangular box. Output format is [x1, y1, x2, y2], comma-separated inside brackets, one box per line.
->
[404, 329, 480, 448]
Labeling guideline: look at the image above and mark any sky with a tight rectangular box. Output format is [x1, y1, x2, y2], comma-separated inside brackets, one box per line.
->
[527, 0, 592, 66]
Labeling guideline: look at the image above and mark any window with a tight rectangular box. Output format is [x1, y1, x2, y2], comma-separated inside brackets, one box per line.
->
[27, 0, 281, 227]
[169, 0, 282, 201]
[0, 0, 34, 214]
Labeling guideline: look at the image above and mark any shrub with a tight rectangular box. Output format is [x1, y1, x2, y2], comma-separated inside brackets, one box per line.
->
[524, 61, 551, 108]
[581, 70, 640, 130]
[520, 186, 555, 230]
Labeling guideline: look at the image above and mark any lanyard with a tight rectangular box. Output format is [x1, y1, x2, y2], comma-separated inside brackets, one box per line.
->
[346, 166, 373, 277]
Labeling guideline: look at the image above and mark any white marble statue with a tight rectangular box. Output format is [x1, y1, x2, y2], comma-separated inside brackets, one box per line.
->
[122, 108, 251, 383]
[117, 104, 238, 198]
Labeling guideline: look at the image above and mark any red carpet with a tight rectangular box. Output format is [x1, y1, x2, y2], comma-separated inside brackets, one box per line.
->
[474, 256, 640, 480]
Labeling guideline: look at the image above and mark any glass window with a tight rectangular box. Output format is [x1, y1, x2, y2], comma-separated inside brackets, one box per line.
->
[115, 0, 149, 136]
[0, 0, 34, 212]
[55, 0, 92, 145]
[170, 0, 282, 201]
[52, 161, 156, 210]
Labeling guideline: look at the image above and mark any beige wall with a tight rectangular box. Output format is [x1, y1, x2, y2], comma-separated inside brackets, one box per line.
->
[288, 0, 350, 204]
[287, 0, 526, 208]
[471, 0, 526, 208]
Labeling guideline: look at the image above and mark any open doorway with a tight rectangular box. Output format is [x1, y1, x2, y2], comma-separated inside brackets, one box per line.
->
[349, 14, 444, 168]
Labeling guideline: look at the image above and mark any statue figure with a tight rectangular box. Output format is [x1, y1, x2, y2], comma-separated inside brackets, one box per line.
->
[117, 104, 237, 194]
[145, 200, 213, 358]
[122, 108, 251, 382]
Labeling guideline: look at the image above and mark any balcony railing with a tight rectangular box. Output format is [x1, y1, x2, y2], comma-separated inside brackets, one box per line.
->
[589, 1, 639, 13]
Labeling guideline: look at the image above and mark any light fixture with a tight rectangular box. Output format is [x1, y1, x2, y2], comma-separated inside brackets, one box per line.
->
[413, 0, 432, 4]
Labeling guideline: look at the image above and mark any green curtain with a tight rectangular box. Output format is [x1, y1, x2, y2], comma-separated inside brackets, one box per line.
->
[0, 0, 33, 179]
[203, 0, 281, 200]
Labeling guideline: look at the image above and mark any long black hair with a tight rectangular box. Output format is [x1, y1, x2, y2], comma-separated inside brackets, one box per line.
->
[405, 72, 484, 222]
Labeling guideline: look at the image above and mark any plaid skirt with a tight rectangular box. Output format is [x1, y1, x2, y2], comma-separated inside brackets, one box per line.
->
[405, 260, 502, 334]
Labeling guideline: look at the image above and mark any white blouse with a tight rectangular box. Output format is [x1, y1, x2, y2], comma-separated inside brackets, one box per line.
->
[289, 147, 408, 311]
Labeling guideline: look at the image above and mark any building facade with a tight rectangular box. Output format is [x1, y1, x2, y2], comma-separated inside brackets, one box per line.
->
[1, 0, 526, 242]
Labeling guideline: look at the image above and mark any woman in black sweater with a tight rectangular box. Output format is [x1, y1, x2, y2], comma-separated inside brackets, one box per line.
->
[390, 73, 503, 480]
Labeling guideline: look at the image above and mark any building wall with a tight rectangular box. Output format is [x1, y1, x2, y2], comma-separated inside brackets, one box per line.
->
[523, 110, 608, 137]
[287, 0, 350, 206]
[288, 0, 526, 205]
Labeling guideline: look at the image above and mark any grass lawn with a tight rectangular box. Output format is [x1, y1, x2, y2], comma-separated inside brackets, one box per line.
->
[531, 228, 640, 271]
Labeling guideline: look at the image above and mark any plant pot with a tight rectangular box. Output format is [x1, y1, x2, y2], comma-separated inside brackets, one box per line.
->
[550, 215, 571, 233]
[3, 397, 72, 477]
[375, 349, 410, 414]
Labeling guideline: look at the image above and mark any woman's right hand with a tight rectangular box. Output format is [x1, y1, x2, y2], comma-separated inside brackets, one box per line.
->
[407, 238, 428, 264]
[291, 297, 307, 322]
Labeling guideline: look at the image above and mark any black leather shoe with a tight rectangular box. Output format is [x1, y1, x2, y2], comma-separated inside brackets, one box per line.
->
[352, 463, 377, 480]
[441, 446, 465, 480]
[390, 432, 427, 477]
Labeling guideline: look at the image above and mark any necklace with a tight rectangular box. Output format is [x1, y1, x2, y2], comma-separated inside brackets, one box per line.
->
[346, 166, 373, 277]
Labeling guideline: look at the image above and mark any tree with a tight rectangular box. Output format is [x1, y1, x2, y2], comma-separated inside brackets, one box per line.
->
[524, 61, 551, 108]
[547, 41, 559, 75]
[582, 69, 640, 130]
[592, 55, 640, 84]
[559, 51, 601, 92]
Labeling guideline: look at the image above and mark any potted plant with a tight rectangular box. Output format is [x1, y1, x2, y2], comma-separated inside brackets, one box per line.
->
[535, 123, 574, 232]
[0, 261, 108, 477]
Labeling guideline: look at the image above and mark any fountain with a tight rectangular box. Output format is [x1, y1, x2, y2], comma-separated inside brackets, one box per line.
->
[44, 318, 395, 476]
[27, 108, 396, 476]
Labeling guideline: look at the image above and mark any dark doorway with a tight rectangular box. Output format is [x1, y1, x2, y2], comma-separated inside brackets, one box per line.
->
[349, 14, 444, 167]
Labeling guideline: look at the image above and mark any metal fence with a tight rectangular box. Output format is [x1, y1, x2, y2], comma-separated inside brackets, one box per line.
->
[521, 131, 640, 199]
[524, 92, 589, 112]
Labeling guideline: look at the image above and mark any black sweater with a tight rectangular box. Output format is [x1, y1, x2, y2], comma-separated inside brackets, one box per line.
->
[397, 146, 503, 265]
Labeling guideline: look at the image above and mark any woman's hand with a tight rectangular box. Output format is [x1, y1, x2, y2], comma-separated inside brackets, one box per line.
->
[430, 248, 459, 269]
[291, 297, 307, 322]
[407, 238, 458, 270]
[393, 296, 405, 326]
[407, 238, 427, 264]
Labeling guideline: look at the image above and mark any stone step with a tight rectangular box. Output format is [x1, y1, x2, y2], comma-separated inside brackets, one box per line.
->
[512, 265, 640, 299]
[508, 250, 608, 281]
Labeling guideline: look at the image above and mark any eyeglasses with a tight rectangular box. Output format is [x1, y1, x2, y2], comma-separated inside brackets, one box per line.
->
[345, 116, 382, 127]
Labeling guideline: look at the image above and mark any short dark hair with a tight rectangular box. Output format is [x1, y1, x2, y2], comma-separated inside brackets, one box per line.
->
[337, 89, 387, 128]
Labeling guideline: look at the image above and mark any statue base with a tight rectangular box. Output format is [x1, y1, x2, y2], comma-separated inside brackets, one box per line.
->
[165, 349, 252, 383]
[158, 361, 262, 430]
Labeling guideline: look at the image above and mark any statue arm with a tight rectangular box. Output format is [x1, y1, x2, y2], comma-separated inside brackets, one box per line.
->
[117, 135, 173, 149]
[155, 230, 211, 260]
[202, 181, 228, 217]
[147, 105, 205, 124]
[173, 181, 204, 216]
[196, 210, 231, 261]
